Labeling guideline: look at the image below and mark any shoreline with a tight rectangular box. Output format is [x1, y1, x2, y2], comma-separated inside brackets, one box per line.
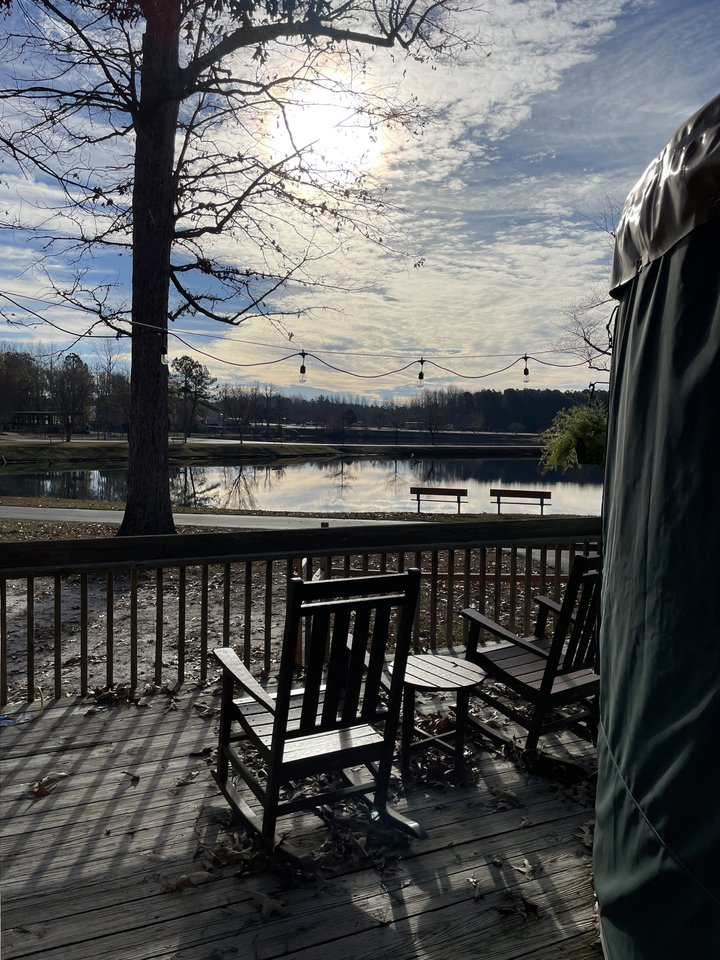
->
[0, 437, 543, 470]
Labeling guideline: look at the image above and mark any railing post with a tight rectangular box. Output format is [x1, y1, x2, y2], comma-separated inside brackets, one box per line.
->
[200, 564, 209, 681]
[155, 568, 164, 686]
[79, 574, 88, 696]
[1, 579, 7, 707]
[106, 571, 114, 690]
[130, 567, 138, 691]
[53, 575, 62, 700]
[178, 566, 186, 684]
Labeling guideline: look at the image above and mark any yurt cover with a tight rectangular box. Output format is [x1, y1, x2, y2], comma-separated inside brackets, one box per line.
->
[595, 92, 720, 957]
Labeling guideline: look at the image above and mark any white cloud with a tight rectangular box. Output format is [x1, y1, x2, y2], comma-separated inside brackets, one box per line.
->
[3, 0, 719, 401]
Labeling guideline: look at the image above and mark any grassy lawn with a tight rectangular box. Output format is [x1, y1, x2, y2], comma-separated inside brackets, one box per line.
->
[0, 439, 345, 467]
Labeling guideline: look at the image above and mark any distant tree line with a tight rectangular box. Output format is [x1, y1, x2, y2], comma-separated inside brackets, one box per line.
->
[1, 343, 606, 441]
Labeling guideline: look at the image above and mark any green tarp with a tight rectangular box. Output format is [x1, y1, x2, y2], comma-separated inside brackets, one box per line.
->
[595, 93, 720, 957]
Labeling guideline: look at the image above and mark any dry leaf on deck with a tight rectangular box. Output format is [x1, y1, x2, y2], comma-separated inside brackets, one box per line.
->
[175, 769, 199, 787]
[490, 788, 523, 810]
[512, 858, 536, 879]
[576, 820, 594, 849]
[466, 872, 484, 901]
[161, 872, 210, 892]
[495, 892, 540, 922]
[250, 890, 289, 920]
[27, 773, 68, 797]
[193, 703, 218, 718]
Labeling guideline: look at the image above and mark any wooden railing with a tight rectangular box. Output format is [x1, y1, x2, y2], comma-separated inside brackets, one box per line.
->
[0, 517, 601, 706]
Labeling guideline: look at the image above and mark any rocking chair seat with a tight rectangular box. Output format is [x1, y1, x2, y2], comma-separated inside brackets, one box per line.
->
[231, 688, 389, 747]
[478, 639, 598, 706]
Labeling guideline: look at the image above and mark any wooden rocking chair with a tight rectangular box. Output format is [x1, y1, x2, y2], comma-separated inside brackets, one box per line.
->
[212, 568, 423, 863]
[457, 553, 601, 753]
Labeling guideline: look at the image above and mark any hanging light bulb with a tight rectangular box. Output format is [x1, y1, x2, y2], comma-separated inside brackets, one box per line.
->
[417, 357, 425, 388]
[298, 350, 307, 383]
[522, 354, 529, 383]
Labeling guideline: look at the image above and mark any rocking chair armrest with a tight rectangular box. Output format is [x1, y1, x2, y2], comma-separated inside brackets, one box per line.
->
[461, 608, 550, 658]
[534, 595, 563, 616]
[461, 608, 521, 645]
[213, 647, 276, 714]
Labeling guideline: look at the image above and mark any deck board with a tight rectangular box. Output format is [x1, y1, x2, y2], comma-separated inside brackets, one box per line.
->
[1, 688, 600, 960]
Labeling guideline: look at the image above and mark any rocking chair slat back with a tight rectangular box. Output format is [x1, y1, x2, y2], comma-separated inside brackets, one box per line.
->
[561, 572, 600, 672]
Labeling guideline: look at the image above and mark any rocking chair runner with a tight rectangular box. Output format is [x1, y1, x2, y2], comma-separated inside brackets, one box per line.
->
[457, 553, 601, 752]
[212, 568, 424, 859]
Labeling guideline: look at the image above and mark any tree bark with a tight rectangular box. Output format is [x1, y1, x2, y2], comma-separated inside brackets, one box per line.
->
[119, 3, 182, 535]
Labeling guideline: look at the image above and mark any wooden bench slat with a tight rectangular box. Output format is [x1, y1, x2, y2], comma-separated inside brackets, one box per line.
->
[490, 488, 551, 515]
[410, 486, 468, 515]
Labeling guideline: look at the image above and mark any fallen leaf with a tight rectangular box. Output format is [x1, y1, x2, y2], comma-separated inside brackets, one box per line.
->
[512, 858, 536, 879]
[250, 890, 288, 920]
[162, 872, 210, 892]
[175, 769, 199, 787]
[576, 820, 594, 849]
[466, 872, 484, 901]
[27, 773, 68, 797]
[372, 909, 392, 926]
[193, 703, 218, 718]
[490, 788, 523, 810]
[495, 892, 540, 922]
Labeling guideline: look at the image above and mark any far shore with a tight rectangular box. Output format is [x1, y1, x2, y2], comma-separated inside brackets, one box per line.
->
[0, 436, 543, 470]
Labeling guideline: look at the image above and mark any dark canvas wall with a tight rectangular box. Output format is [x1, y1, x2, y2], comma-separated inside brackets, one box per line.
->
[596, 200, 720, 954]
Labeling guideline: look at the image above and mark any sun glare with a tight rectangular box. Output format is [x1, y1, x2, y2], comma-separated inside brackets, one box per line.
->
[270, 87, 386, 178]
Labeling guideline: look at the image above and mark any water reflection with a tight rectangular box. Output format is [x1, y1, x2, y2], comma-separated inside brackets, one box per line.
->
[0, 457, 603, 515]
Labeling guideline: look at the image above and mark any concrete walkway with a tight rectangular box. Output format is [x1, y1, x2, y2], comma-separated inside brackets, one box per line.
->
[0, 505, 407, 529]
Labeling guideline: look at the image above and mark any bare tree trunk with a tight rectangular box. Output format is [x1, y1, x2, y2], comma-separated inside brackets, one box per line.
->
[119, 6, 181, 536]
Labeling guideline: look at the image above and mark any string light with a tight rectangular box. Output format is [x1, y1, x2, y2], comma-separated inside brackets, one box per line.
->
[0, 290, 598, 385]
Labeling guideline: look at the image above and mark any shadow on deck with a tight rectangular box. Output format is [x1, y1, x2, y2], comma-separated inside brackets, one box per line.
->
[1, 686, 600, 960]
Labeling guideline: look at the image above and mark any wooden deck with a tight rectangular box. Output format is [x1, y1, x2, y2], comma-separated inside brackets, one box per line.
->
[1, 687, 600, 960]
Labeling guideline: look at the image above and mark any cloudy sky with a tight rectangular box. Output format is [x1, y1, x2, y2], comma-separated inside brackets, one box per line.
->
[1, 0, 719, 401]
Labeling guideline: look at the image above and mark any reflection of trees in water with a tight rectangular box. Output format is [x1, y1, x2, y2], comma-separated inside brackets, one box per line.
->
[328, 459, 357, 498]
[384, 460, 409, 495]
[408, 458, 603, 487]
[260, 465, 286, 490]
[171, 466, 222, 509]
[0, 457, 603, 516]
[219, 466, 260, 512]
[0, 468, 128, 502]
[94, 470, 127, 502]
[411, 458, 437, 484]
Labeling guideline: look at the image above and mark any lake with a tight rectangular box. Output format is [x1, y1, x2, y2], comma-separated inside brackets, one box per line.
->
[0, 457, 603, 515]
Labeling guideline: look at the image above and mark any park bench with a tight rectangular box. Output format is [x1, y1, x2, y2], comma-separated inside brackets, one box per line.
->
[490, 488, 551, 515]
[410, 486, 467, 514]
